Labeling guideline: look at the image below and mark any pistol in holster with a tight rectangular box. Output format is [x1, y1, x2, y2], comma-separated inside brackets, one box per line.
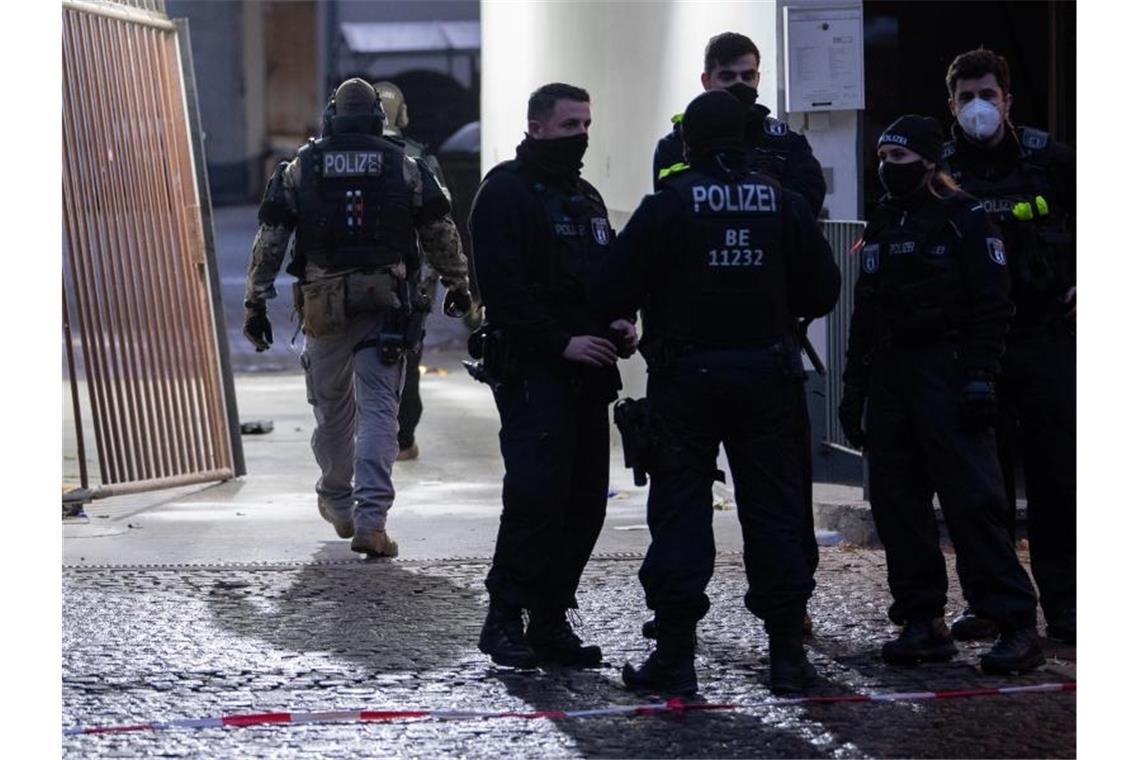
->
[774, 333, 808, 382]
[463, 325, 521, 391]
[614, 397, 652, 486]
[379, 278, 431, 366]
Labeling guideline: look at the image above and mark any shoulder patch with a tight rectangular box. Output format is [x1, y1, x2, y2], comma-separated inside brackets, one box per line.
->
[671, 113, 684, 125]
[861, 243, 880, 274]
[986, 237, 1007, 266]
[657, 162, 690, 181]
[1019, 126, 1050, 152]
[942, 141, 957, 160]
[764, 118, 788, 137]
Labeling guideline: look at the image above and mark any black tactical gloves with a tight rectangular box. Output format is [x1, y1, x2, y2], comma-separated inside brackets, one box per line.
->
[838, 385, 867, 450]
[243, 301, 273, 352]
[443, 288, 473, 319]
[960, 370, 998, 432]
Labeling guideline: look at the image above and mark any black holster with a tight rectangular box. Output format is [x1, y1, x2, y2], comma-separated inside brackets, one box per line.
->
[377, 278, 431, 365]
[463, 325, 522, 390]
[614, 397, 651, 486]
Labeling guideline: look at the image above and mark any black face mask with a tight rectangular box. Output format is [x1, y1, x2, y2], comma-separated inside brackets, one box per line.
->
[523, 133, 588, 177]
[878, 160, 929, 198]
[726, 82, 758, 108]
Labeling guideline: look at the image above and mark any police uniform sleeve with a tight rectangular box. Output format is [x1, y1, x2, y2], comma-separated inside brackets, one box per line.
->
[782, 189, 840, 319]
[418, 154, 450, 199]
[652, 128, 684, 192]
[843, 248, 879, 389]
[1047, 139, 1077, 288]
[782, 132, 827, 218]
[610, 191, 678, 315]
[468, 173, 571, 359]
[955, 203, 1013, 375]
[244, 159, 299, 305]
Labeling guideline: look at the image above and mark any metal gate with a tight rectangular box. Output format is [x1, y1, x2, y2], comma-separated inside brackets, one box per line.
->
[62, 0, 243, 498]
[821, 220, 867, 453]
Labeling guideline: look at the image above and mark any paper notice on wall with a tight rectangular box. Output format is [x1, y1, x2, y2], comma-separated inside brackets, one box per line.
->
[784, 5, 865, 113]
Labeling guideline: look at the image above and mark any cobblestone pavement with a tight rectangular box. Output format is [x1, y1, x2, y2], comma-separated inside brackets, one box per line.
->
[62, 546, 1075, 758]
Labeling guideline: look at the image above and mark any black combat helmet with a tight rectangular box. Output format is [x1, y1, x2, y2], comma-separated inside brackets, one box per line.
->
[325, 78, 385, 136]
[682, 90, 746, 158]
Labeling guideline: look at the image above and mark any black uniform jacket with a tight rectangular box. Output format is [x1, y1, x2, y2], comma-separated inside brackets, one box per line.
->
[468, 140, 624, 392]
[614, 159, 839, 350]
[653, 103, 826, 216]
[944, 124, 1075, 328]
[844, 190, 1013, 387]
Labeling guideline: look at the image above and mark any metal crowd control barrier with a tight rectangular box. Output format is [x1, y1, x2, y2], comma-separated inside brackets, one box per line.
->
[819, 220, 867, 455]
[62, 0, 243, 500]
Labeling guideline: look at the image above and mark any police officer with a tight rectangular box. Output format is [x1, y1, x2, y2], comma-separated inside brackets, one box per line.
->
[616, 91, 840, 695]
[371, 80, 470, 462]
[838, 115, 1042, 673]
[468, 83, 635, 669]
[941, 48, 1076, 645]
[242, 78, 470, 556]
[653, 32, 826, 212]
[653, 32, 827, 638]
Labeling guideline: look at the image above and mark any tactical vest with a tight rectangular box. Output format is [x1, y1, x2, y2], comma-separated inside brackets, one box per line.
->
[294, 133, 416, 271]
[859, 197, 965, 344]
[945, 127, 1073, 306]
[652, 166, 790, 348]
[486, 162, 613, 327]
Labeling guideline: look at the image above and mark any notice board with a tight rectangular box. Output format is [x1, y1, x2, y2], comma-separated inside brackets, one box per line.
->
[783, 4, 865, 113]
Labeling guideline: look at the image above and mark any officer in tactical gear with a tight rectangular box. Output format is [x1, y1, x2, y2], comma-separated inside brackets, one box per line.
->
[467, 82, 636, 670]
[839, 115, 1042, 674]
[371, 80, 472, 463]
[614, 90, 840, 696]
[651, 29, 826, 640]
[242, 78, 470, 557]
[940, 48, 1076, 646]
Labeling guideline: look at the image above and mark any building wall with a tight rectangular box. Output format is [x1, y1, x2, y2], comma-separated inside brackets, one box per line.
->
[166, 0, 249, 203]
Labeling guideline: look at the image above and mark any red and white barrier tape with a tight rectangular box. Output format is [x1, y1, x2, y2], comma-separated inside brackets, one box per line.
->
[64, 681, 1075, 736]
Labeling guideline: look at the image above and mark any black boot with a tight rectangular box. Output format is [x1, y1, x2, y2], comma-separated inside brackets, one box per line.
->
[526, 609, 602, 667]
[768, 629, 817, 695]
[622, 619, 698, 696]
[641, 618, 657, 639]
[478, 598, 538, 668]
[980, 627, 1045, 674]
[950, 606, 999, 641]
[882, 618, 958, 665]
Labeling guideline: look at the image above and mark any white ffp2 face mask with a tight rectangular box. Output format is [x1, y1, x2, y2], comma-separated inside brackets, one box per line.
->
[957, 98, 1003, 141]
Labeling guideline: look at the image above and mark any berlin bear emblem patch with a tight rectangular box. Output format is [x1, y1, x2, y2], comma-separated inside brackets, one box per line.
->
[592, 217, 611, 245]
[764, 119, 789, 136]
[862, 243, 880, 273]
[986, 237, 1007, 265]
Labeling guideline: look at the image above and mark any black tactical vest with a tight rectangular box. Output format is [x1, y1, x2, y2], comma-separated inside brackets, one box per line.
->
[859, 198, 965, 344]
[490, 161, 615, 335]
[653, 166, 790, 348]
[945, 128, 1073, 305]
[294, 133, 416, 271]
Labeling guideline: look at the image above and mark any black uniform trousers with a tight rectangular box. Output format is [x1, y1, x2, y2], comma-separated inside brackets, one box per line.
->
[485, 360, 611, 611]
[990, 321, 1076, 622]
[793, 381, 819, 576]
[397, 343, 423, 451]
[865, 342, 1038, 630]
[639, 347, 814, 633]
